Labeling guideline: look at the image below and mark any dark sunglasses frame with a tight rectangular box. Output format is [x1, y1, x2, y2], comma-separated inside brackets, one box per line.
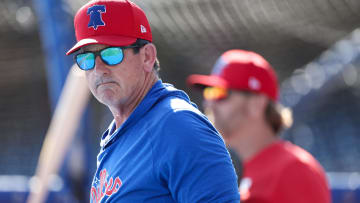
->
[221, 90, 255, 101]
[74, 45, 141, 70]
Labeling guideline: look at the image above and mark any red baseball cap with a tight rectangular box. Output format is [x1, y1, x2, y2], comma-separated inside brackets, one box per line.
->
[187, 49, 279, 101]
[66, 0, 152, 55]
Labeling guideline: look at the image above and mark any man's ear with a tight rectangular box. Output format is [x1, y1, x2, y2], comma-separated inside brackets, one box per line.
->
[142, 43, 157, 72]
[247, 94, 268, 119]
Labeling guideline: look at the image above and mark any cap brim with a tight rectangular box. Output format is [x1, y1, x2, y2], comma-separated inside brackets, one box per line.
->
[66, 35, 137, 55]
[186, 74, 228, 90]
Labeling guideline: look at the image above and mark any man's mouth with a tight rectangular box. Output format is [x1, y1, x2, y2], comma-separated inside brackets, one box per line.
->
[96, 81, 117, 89]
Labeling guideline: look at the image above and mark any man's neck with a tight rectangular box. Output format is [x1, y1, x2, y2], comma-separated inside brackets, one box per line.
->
[228, 123, 278, 162]
[110, 73, 158, 128]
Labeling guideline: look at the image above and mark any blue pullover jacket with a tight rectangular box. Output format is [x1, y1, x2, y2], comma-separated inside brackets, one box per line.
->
[90, 80, 240, 203]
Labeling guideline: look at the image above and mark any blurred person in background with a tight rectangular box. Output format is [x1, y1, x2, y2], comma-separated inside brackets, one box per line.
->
[187, 49, 331, 203]
[66, 0, 240, 202]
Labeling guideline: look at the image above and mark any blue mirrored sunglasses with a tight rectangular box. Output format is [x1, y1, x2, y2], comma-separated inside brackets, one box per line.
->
[74, 45, 139, 70]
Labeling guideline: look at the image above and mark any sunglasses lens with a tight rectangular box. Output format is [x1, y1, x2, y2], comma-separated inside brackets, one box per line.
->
[76, 53, 95, 70]
[203, 87, 228, 101]
[101, 47, 124, 66]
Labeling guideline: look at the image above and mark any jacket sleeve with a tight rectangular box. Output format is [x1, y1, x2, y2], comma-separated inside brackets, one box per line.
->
[153, 110, 240, 203]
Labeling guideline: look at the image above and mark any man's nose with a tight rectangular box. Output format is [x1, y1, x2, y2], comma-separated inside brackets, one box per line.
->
[94, 56, 110, 74]
[203, 99, 215, 110]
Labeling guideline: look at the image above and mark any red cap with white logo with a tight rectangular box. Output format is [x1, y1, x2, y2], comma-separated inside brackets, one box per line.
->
[187, 49, 278, 101]
[66, 0, 152, 55]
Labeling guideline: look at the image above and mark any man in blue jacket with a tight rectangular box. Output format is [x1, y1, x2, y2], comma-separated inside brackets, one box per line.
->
[66, 0, 240, 202]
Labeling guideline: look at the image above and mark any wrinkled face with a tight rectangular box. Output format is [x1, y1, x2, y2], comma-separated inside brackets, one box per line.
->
[82, 44, 146, 107]
[204, 91, 251, 139]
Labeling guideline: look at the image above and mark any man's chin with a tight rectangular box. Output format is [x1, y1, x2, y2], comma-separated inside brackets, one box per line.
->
[96, 92, 118, 106]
